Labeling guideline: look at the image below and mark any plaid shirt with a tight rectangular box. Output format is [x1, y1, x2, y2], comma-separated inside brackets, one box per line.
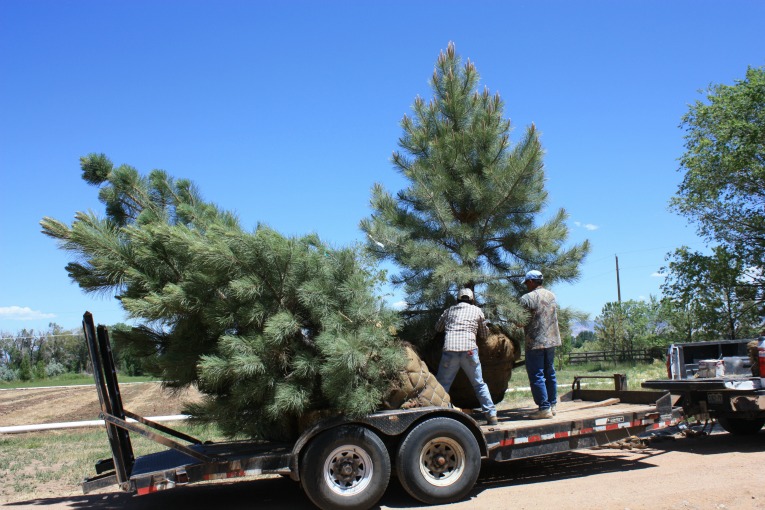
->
[435, 302, 489, 352]
[520, 287, 562, 350]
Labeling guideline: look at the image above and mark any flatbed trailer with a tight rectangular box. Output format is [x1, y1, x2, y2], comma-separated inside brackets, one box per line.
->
[82, 312, 682, 509]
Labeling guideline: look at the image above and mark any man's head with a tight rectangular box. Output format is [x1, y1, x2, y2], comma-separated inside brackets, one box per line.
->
[458, 288, 474, 303]
[523, 270, 543, 290]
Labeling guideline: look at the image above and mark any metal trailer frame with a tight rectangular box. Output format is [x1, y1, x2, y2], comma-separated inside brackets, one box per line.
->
[642, 378, 765, 422]
[82, 312, 683, 499]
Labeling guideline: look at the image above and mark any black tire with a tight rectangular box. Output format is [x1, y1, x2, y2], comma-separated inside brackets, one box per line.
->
[300, 426, 391, 510]
[717, 415, 765, 435]
[395, 417, 481, 505]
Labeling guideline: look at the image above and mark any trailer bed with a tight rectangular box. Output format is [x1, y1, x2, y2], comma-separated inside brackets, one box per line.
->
[479, 389, 677, 461]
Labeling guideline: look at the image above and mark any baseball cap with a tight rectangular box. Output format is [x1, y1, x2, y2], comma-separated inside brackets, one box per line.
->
[524, 270, 543, 282]
[458, 288, 474, 301]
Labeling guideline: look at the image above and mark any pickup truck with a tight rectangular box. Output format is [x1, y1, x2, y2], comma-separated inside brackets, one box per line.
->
[643, 338, 765, 435]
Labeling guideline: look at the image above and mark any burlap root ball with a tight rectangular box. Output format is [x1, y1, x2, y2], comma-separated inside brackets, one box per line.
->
[382, 345, 451, 410]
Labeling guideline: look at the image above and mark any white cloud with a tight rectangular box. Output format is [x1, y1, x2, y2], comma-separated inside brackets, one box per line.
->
[574, 221, 599, 231]
[651, 272, 664, 278]
[0, 306, 56, 320]
[392, 300, 408, 311]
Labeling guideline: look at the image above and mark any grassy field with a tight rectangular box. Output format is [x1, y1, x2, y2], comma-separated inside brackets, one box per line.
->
[0, 422, 226, 504]
[0, 373, 155, 389]
[503, 358, 668, 406]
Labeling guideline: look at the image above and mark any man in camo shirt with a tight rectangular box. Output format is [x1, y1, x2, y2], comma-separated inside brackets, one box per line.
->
[435, 288, 498, 426]
[520, 270, 561, 419]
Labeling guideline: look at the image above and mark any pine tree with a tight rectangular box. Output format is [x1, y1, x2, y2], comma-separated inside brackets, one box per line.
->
[361, 42, 590, 338]
[41, 155, 405, 440]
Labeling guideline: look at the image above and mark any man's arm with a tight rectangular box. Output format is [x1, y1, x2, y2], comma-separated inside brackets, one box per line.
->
[435, 309, 448, 332]
[474, 307, 489, 339]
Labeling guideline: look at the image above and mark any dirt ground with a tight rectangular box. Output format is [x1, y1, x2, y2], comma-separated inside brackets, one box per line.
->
[0, 383, 202, 427]
[1, 384, 764, 510]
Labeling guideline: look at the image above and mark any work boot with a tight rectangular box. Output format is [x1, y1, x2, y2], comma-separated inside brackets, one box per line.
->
[550, 404, 557, 416]
[486, 414, 498, 426]
[528, 408, 553, 419]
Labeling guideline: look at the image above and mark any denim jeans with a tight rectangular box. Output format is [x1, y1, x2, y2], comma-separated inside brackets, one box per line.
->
[525, 346, 557, 410]
[436, 350, 496, 416]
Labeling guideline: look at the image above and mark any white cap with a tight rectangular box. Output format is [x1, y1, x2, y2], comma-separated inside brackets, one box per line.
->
[458, 288, 474, 301]
[524, 270, 543, 281]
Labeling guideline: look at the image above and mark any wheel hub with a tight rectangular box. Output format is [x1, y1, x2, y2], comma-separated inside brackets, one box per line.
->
[323, 446, 374, 495]
[337, 459, 358, 482]
[420, 437, 465, 485]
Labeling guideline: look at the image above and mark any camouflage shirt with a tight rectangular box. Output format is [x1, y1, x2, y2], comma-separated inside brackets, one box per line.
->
[520, 287, 562, 350]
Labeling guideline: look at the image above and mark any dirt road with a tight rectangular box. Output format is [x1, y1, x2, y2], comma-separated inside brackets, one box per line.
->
[2, 385, 764, 510]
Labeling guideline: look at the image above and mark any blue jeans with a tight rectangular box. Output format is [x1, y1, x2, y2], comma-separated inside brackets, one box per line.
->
[436, 350, 496, 417]
[525, 347, 557, 410]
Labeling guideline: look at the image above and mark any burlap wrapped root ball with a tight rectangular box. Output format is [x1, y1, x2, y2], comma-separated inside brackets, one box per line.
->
[383, 344, 451, 410]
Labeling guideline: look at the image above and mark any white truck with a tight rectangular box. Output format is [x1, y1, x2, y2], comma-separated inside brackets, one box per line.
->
[642, 338, 765, 435]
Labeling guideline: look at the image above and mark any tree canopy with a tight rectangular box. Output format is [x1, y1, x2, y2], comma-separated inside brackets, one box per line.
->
[670, 66, 765, 317]
[361, 42, 589, 334]
[41, 155, 405, 440]
[661, 245, 760, 340]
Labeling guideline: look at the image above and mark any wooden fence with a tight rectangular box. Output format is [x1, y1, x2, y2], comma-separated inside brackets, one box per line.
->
[567, 349, 657, 364]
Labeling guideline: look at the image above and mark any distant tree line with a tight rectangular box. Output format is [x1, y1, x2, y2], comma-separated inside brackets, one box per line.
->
[0, 322, 153, 382]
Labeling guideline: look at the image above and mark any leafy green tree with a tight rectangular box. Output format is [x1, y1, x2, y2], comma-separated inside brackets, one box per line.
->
[594, 298, 667, 356]
[670, 66, 765, 315]
[573, 330, 596, 348]
[42, 154, 405, 440]
[661, 245, 760, 340]
[19, 355, 32, 381]
[361, 42, 589, 337]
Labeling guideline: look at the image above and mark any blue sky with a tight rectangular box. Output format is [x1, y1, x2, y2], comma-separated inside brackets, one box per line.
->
[1, 1, 763, 334]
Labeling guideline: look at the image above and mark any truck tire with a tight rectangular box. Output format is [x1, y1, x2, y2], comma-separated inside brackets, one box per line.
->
[395, 417, 480, 504]
[717, 416, 765, 435]
[300, 425, 390, 510]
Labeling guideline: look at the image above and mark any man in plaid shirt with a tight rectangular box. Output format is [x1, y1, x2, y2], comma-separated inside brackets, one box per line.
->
[435, 288, 498, 425]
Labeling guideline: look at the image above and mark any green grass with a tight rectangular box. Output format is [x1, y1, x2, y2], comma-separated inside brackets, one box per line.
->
[0, 422, 226, 504]
[502, 359, 668, 407]
[0, 373, 156, 389]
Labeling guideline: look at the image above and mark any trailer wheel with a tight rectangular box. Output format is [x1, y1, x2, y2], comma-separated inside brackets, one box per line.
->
[300, 425, 390, 510]
[717, 416, 765, 435]
[396, 417, 480, 504]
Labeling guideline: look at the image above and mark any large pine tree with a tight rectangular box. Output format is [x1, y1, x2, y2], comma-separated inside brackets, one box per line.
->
[41, 155, 405, 440]
[361, 42, 589, 337]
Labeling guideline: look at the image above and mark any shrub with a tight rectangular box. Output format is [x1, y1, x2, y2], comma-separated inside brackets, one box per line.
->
[0, 365, 18, 381]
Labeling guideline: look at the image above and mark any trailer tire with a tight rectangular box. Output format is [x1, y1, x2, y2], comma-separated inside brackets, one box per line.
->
[300, 425, 390, 510]
[717, 416, 765, 435]
[396, 417, 480, 504]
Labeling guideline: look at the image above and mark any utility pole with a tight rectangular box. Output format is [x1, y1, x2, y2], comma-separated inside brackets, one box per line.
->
[615, 254, 623, 362]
